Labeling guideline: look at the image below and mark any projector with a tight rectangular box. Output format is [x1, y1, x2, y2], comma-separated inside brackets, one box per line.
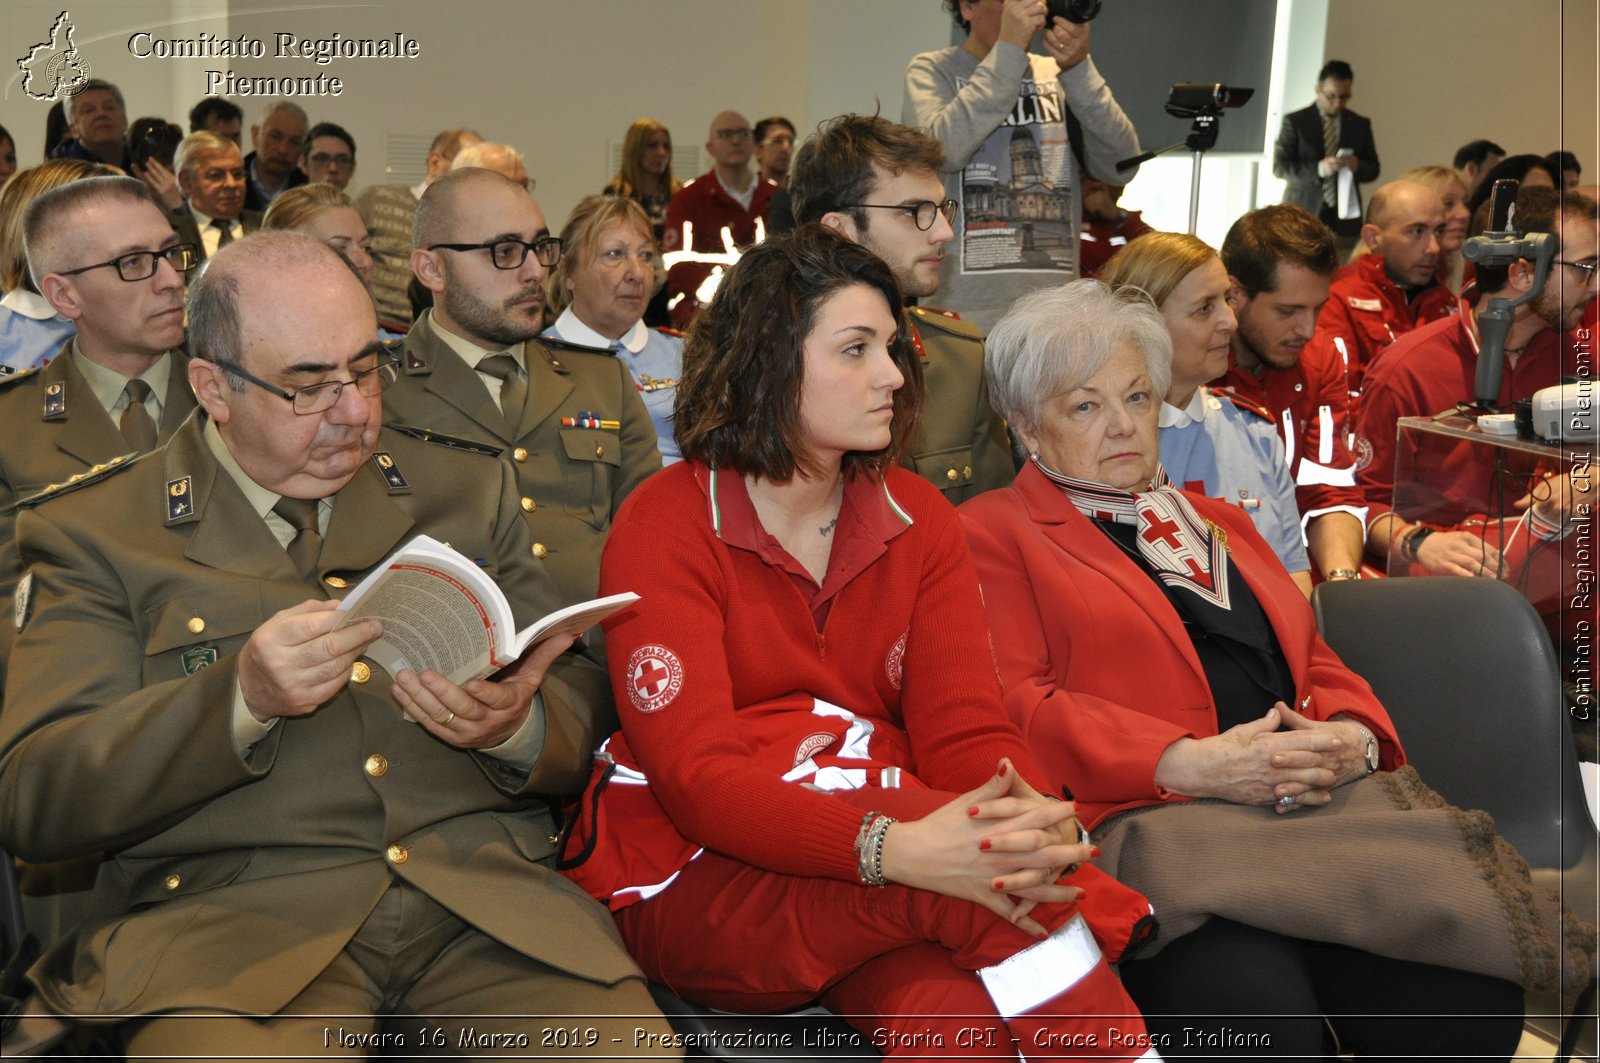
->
[1528, 382, 1600, 442]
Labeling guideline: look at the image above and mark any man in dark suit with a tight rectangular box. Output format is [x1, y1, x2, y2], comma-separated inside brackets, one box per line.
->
[1273, 60, 1379, 255]
[394, 167, 660, 611]
[169, 131, 260, 262]
[0, 231, 670, 1054]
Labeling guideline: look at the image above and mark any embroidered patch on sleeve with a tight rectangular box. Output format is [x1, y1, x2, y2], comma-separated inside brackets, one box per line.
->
[626, 644, 685, 713]
[886, 629, 908, 691]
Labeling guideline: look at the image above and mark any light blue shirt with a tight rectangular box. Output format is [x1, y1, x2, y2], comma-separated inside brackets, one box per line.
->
[1159, 387, 1310, 575]
[544, 309, 683, 465]
[0, 290, 74, 375]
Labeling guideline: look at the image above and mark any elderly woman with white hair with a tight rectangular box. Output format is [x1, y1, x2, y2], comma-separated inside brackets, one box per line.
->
[958, 280, 1530, 1061]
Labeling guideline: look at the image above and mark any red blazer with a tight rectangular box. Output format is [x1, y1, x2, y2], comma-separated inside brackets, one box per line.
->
[959, 463, 1403, 829]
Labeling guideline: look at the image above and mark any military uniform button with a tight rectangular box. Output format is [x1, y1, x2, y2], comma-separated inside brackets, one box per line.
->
[962, 466, 973, 480]
[386, 843, 408, 864]
[350, 661, 371, 684]
[946, 469, 959, 482]
[521, 496, 536, 512]
[512, 447, 529, 463]
[364, 753, 388, 777]
[531, 543, 548, 559]
[595, 445, 605, 459]
[187, 617, 205, 634]
[325, 575, 348, 589]
[548, 834, 560, 847]
[164, 873, 181, 890]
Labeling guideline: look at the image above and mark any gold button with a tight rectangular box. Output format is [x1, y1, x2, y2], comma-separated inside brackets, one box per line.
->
[386, 843, 408, 864]
[945, 468, 959, 482]
[595, 444, 605, 459]
[350, 661, 371, 684]
[963, 465, 973, 480]
[186, 617, 205, 634]
[531, 542, 548, 559]
[548, 834, 560, 847]
[512, 447, 529, 463]
[164, 873, 181, 890]
[521, 496, 536, 512]
[364, 753, 388, 777]
[325, 575, 348, 589]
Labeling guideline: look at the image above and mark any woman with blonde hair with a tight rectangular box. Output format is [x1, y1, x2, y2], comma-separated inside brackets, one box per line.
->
[1101, 231, 1311, 591]
[262, 182, 398, 339]
[0, 158, 119, 372]
[606, 119, 680, 326]
[1396, 165, 1472, 292]
[543, 194, 683, 462]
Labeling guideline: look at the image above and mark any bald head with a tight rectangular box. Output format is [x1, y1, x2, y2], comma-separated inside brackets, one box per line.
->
[450, 141, 528, 189]
[706, 110, 754, 171]
[189, 231, 372, 372]
[1363, 180, 1446, 287]
[413, 166, 533, 250]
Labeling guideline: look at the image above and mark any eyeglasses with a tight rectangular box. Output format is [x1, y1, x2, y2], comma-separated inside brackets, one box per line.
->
[202, 351, 399, 415]
[1555, 259, 1599, 281]
[843, 199, 959, 231]
[58, 243, 198, 281]
[714, 128, 753, 141]
[307, 152, 354, 168]
[426, 236, 563, 270]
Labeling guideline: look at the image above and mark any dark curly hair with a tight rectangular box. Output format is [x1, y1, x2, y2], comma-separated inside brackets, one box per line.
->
[674, 224, 923, 481]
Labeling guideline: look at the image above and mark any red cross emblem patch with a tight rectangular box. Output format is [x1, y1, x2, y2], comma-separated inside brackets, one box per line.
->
[626, 644, 684, 714]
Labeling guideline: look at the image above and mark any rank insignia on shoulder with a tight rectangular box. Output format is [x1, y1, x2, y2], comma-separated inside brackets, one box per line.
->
[371, 450, 409, 490]
[43, 380, 66, 419]
[10, 453, 143, 511]
[14, 571, 31, 631]
[182, 645, 218, 675]
[167, 475, 195, 521]
[907, 305, 983, 341]
[1212, 387, 1274, 423]
[653, 326, 686, 338]
[561, 411, 620, 430]
[384, 423, 503, 457]
[538, 336, 611, 362]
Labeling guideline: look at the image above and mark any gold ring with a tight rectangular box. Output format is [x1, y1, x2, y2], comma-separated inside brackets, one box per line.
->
[444, 711, 455, 726]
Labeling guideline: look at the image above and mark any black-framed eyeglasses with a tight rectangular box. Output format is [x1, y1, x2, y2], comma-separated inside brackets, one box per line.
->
[58, 243, 198, 282]
[426, 236, 563, 270]
[714, 128, 753, 141]
[307, 152, 354, 168]
[843, 199, 959, 231]
[1554, 259, 1599, 281]
[201, 350, 399, 415]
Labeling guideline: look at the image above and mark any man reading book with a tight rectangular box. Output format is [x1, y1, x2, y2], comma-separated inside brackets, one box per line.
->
[0, 232, 670, 1055]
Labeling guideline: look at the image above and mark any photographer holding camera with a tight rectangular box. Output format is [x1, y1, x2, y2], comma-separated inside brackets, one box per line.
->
[903, 0, 1139, 331]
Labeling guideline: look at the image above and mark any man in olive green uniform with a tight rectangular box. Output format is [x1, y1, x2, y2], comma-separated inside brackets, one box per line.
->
[791, 114, 1014, 504]
[0, 176, 198, 695]
[392, 168, 660, 609]
[0, 233, 669, 1056]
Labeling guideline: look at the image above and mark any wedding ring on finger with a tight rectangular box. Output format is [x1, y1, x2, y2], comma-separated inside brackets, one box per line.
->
[444, 711, 456, 727]
[1277, 795, 1296, 807]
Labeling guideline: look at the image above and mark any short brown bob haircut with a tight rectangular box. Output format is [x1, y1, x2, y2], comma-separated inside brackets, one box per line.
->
[675, 223, 923, 482]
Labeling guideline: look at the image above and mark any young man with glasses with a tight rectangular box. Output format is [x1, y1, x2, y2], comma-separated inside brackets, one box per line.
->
[1, 176, 198, 690]
[392, 167, 659, 612]
[298, 121, 357, 191]
[0, 230, 670, 1053]
[791, 113, 1014, 503]
[661, 110, 777, 328]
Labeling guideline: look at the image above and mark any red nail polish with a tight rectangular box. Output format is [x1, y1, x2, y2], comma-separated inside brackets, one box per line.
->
[1090, 845, 1101, 859]
[979, 838, 992, 851]
[992, 879, 1005, 891]
[967, 805, 979, 817]
[998, 761, 1009, 777]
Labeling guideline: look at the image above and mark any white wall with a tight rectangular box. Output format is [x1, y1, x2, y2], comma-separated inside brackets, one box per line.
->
[3, 0, 1596, 236]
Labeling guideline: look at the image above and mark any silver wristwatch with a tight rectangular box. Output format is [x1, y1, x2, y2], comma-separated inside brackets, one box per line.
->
[1354, 724, 1379, 774]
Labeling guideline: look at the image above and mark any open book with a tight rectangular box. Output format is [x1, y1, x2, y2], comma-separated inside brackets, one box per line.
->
[335, 535, 638, 685]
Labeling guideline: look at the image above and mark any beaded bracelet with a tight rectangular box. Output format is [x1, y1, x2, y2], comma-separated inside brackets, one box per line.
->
[854, 812, 896, 887]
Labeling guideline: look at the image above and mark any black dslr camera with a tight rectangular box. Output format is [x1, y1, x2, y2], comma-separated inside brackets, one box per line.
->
[1046, 0, 1102, 23]
[129, 117, 184, 172]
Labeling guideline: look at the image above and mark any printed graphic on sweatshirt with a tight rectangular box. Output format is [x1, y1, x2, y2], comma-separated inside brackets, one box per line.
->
[956, 73, 1074, 275]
